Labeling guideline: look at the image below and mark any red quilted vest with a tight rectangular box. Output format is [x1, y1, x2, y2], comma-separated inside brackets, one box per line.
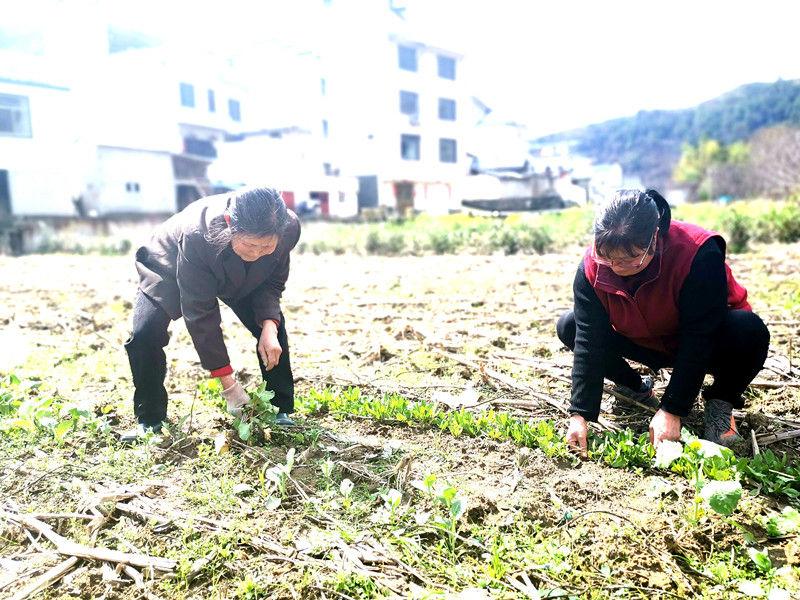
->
[582, 220, 751, 355]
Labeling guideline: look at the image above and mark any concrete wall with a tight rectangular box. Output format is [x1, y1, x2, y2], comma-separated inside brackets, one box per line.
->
[0, 74, 94, 216]
[86, 146, 175, 215]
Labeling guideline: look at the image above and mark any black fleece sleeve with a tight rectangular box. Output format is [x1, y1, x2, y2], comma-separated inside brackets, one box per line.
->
[659, 239, 727, 417]
[568, 262, 613, 421]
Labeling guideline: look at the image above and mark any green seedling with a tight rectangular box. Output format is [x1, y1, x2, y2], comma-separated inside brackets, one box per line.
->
[303, 387, 800, 504]
[233, 383, 277, 443]
[432, 485, 468, 557]
[339, 478, 354, 510]
[320, 458, 335, 489]
[379, 488, 403, 524]
[763, 507, 800, 538]
[259, 447, 295, 501]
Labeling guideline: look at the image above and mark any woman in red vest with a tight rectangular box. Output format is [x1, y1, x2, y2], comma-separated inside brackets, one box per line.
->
[557, 189, 769, 455]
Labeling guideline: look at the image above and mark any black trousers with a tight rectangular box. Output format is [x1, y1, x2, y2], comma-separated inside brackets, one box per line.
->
[556, 309, 769, 409]
[125, 290, 294, 425]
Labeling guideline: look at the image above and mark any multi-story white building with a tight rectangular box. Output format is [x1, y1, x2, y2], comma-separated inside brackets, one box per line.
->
[0, 51, 94, 216]
[0, 25, 253, 218]
[1, 1, 475, 219]
[80, 47, 251, 215]
[318, 1, 470, 215]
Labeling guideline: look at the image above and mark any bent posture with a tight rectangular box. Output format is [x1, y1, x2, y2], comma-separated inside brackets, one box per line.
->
[124, 187, 300, 439]
[557, 189, 768, 454]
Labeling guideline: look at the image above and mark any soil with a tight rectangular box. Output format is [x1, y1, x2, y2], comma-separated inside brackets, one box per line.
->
[1, 244, 799, 598]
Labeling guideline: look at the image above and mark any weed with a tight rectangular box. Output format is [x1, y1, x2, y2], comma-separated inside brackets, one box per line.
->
[259, 447, 295, 504]
[235, 576, 271, 599]
[327, 572, 385, 599]
[432, 485, 468, 557]
[232, 382, 278, 443]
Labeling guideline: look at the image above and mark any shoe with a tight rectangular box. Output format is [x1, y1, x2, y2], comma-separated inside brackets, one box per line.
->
[612, 375, 659, 409]
[275, 412, 295, 426]
[119, 422, 163, 443]
[704, 398, 745, 450]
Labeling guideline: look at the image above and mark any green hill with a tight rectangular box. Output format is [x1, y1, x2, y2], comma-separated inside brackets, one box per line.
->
[535, 79, 800, 188]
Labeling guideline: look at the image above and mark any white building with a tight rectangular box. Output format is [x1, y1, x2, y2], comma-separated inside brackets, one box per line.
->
[209, 130, 359, 219]
[318, 1, 470, 215]
[0, 51, 94, 216]
[80, 47, 252, 216]
[2, 1, 477, 219]
[206, 40, 359, 219]
[0, 26, 253, 217]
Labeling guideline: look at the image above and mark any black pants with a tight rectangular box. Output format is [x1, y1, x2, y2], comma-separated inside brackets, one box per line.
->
[125, 290, 294, 425]
[556, 309, 769, 408]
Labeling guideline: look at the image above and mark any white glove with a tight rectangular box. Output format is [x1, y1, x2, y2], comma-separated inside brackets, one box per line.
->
[221, 380, 250, 417]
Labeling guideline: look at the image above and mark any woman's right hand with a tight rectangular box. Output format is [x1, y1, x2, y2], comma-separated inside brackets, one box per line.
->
[220, 379, 250, 416]
[566, 414, 589, 457]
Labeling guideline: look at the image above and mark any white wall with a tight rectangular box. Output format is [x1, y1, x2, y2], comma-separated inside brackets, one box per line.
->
[316, 4, 470, 213]
[82, 49, 250, 153]
[0, 66, 94, 215]
[86, 146, 174, 214]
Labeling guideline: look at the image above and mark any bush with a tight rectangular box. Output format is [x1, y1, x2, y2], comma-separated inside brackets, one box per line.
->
[490, 224, 553, 255]
[517, 225, 553, 254]
[722, 210, 751, 253]
[365, 231, 406, 255]
[427, 231, 457, 254]
[310, 241, 329, 255]
[772, 202, 800, 243]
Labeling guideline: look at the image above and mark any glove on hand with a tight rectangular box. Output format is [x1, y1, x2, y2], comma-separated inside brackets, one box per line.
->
[221, 380, 250, 417]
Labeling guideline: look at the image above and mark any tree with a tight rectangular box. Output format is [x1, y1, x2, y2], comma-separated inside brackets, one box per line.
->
[746, 125, 800, 198]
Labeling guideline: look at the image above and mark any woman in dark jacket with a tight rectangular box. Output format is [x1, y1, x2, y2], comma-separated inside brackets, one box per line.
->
[557, 189, 769, 455]
[123, 187, 301, 440]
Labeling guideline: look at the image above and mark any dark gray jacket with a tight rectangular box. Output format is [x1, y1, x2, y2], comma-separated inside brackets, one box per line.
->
[134, 193, 301, 370]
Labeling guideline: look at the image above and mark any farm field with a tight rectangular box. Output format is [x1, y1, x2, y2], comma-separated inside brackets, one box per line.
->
[1, 242, 799, 599]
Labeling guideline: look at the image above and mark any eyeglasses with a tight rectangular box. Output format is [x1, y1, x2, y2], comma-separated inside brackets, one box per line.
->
[593, 227, 658, 269]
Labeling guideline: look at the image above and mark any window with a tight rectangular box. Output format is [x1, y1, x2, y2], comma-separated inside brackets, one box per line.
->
[439, 138, 457, 163]
[398, 45, 417, 71]
[228, 99, 241, 121]
[320, 78, 327, 96]
[438, 98, 456, 120]
[0, 94, 31, 137]
[208, 90, 216, 112]
[179, 83, 195, 107]
[437, 55, 456, 80]
[399, 91, 418, 116]
[401, 134, 420, 161]
[125, 182, 140, 192]
[322, 119, 329, 138]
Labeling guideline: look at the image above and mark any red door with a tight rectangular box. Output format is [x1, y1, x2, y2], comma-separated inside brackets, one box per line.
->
[319, 192, 329, 216]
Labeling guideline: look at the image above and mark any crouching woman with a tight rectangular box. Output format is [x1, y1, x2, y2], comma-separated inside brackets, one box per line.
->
[557, 189, 769, 454]
[123, 187, 300, 440]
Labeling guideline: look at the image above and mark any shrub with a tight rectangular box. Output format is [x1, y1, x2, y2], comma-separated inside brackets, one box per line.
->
[427, 231, 457, 254]
[772, 202, 800, 243]
[365, 231, 406, 255]
[722, 210, 751, 253]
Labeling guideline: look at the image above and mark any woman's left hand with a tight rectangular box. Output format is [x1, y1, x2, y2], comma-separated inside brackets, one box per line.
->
[649, 409, 681, 447]
[258, 321, 282, 370]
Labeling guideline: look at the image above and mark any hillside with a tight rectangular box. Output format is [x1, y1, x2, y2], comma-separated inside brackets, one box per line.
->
[536, 79, 800, 188]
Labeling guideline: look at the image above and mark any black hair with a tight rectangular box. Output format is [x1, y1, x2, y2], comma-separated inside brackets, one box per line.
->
[594, 188, 671, 257]
[205, 187, 289, 252]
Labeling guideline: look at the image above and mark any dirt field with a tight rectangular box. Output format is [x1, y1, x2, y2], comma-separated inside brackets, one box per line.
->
[1, 244, 799, 599]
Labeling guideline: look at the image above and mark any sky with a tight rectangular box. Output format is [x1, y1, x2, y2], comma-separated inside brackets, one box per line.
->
[403, 0, 800, 135]
[4, 0, 800, 137]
